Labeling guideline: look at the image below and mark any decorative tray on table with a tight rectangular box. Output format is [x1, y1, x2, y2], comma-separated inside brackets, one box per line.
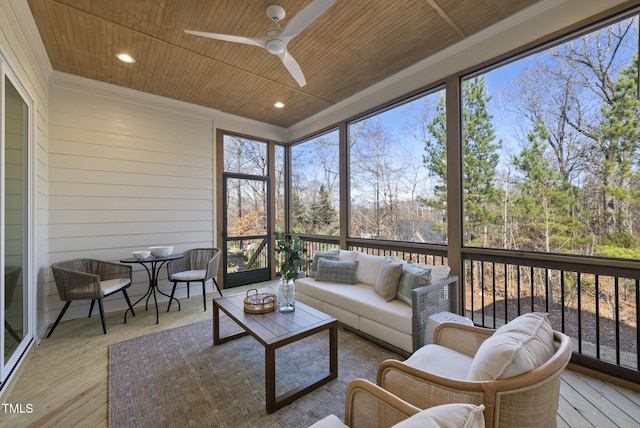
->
[243, 289, 277, 314]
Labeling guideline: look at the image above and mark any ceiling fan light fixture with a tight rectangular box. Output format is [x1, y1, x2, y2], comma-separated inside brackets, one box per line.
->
[116, 53, 136, 63]
[266, 39, 286, 55]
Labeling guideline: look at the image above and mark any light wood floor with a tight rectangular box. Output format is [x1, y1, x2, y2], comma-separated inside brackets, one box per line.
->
[2, 282, 639, 427]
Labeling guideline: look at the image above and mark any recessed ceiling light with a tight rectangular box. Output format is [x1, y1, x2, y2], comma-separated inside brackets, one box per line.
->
[116, 53, 136, 63]
[274, 102, 285, 108]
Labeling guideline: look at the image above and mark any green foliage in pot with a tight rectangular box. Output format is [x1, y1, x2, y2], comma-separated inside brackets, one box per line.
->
[274, 230, 307, 280]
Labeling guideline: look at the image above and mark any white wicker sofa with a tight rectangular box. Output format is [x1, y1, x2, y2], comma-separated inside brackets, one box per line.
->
[296, 250, 458, 354]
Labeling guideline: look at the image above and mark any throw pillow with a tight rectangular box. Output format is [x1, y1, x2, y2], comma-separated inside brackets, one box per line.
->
[392, 403, 486, 428]
[309, 249, 340, 277]
[355, 252, 386, 285]
[308, 414, 348, 428]
[315, 258, 358, 285]
[374, 257, 404, 301]
[396, 264, 432, 305]
[338, 249, 358, 262]
[467, 312, 555, 381]
[412, 262, 451, 282]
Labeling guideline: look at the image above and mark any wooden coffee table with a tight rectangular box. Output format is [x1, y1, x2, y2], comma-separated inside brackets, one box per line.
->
[212, 291, 338, 413]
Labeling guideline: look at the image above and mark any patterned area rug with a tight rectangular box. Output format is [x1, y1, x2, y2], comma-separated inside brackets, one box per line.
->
[108, 315, 401, 427]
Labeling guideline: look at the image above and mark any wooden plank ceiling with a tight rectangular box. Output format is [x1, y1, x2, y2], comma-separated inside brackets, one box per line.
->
[28, 0, 540, 128]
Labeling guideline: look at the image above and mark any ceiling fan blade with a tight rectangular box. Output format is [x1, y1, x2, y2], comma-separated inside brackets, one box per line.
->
[184, 30, 266, 49]
[280, 0, 336, 39]
[279, 50, 306, 87]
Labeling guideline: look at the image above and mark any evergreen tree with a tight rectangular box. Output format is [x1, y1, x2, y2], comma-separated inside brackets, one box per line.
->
[598, 54, 640, 240]
[307, 185, 339, 235]
[512, 119, 581, 253]
[418, 95, 447, 210]
[291, 187, 309, 232]
[420, 76, 502, 245]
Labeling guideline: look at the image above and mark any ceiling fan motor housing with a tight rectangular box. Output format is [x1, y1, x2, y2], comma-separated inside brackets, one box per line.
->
[266, 39, 286, 55]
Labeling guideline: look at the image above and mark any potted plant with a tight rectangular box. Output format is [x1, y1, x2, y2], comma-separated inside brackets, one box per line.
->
[273, 230, 306, 312]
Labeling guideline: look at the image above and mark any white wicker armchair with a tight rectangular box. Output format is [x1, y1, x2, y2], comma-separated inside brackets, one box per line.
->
[376, 314, 572, 428]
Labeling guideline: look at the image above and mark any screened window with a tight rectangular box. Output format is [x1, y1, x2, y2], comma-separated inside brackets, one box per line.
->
[290, 129, 339, 235]
[274, 144, 285, 232]
[461, 14, 640, 260]
[348, 89, 446, 243]
[223, 134, 268, 176]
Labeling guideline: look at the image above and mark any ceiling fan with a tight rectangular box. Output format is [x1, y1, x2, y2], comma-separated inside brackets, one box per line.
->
[184, 1, 336, 87]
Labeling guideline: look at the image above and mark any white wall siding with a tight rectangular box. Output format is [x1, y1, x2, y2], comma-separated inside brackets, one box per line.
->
[47, 78, 218, 321]
[0, 0, 50, 393]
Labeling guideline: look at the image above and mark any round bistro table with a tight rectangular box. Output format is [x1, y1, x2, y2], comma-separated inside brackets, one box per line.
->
[120, 253, 184, 324]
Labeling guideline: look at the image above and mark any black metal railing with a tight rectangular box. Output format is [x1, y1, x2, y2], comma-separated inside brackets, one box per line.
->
[298, 234, 639, 383]
[463, 250, 639, 383]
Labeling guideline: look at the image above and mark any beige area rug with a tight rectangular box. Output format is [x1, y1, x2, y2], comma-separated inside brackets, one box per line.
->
[108, 315, 402, 427]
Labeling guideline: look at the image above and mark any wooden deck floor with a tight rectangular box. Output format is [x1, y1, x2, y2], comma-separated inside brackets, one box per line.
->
[2, 282, 639, 427]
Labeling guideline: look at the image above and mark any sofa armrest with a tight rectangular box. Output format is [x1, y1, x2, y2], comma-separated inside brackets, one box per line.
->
[411, 275, 458, 352]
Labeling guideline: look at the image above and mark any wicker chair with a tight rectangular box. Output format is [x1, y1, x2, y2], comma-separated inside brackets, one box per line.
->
[5, 265, 22, 342]
[377, 317, 572, 428]
[311, 378, 485, 428]
[166, 248, 222, 311]
[47, 259, 135, 337]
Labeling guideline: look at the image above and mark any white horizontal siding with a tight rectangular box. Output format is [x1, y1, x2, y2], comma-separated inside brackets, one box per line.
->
[47, 81, 216, 321]
[0, 0, 51, 385]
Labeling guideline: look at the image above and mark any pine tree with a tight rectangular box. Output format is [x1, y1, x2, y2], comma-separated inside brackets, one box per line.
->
[420, 76, 502, 245]
[512, 119, 582, 253]
[307, 185, 338, 235]
[598, 54, 640, 241]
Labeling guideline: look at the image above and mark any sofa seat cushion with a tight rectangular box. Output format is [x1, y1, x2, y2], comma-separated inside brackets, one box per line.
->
[296, 277, 412, 334]
[403, 344, 473, 380]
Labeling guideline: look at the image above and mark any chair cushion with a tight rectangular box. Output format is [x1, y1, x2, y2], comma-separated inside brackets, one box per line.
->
[170, 270, 206, 281]
[375, 257, 404, 301]
[308, 414, 348, 428]
[393, 403, 485, 428]
[467, 312, 555, 381]
[396, 264, 432, 305]
[315, 258, 358, 285]
[101, 278, 131, 295]
[403, 344, 473, 380]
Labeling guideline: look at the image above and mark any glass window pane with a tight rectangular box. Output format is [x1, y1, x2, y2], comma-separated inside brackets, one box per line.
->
[4, 76, 27, 363]
[348, 89, 447, 243]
